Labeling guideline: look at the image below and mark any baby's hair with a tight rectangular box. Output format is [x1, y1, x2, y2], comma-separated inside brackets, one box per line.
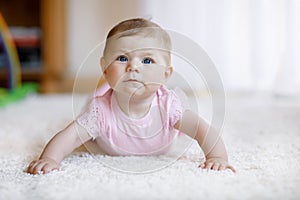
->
[103, 18, 172, 56]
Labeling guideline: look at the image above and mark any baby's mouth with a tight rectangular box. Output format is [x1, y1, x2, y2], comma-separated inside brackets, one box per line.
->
[125, 79, 145, 85]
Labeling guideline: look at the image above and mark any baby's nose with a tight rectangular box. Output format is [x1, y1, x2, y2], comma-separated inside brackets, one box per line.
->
[126, 61, 140, 72]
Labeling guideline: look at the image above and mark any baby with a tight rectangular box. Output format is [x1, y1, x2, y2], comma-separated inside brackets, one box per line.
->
[27, 18, 235, 174]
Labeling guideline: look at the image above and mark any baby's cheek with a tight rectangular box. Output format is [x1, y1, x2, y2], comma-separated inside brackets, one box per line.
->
[146, 72, 166, 84]
[105, 68, 124, 86]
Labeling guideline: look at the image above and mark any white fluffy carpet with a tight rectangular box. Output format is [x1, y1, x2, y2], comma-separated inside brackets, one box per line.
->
[0, 93, 299, 200]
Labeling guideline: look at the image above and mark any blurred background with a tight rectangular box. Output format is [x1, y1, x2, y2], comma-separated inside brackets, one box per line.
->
[0, 0, 299, 96]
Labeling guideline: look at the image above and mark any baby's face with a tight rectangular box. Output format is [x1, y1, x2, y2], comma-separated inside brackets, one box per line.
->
[101, 35, 172, 98]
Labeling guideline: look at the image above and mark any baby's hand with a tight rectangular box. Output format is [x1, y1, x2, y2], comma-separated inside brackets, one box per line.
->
[199, 157, 236, 173]
[26, 157, 60, 174]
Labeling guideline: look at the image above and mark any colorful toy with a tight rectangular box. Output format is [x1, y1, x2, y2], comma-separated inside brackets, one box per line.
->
[0, 12, 38, 107]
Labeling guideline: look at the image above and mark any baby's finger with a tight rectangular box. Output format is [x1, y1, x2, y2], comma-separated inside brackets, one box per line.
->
[32, 161, 47, 174]
[26, 161, 35, 170]
[28, 160, 36, 167]
[27, 160, 39, 173]
[227, 165, 236, 173]
[198, 163, 205, 168]
[219, 164, 227, 171]
[42, 163, 53, 174]
[42, 163, 59, 174]
[205, 162, 213, 170]
[212, 163, 220, 171]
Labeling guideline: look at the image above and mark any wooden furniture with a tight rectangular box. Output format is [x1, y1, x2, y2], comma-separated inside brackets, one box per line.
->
[40, 0, 66, 92]
[0, 0, 66, 93]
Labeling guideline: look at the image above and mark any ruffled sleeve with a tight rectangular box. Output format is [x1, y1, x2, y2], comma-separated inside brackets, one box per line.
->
[168, 90, 184, 127]
[76, 98, 104, 140]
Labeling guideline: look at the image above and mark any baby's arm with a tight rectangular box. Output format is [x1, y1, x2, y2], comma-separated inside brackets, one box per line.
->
[27, 121, 92, 174]
[175, 110, 235, 172]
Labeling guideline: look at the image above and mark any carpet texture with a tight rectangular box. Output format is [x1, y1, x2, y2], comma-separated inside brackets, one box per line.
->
[0, 93, 299, 200]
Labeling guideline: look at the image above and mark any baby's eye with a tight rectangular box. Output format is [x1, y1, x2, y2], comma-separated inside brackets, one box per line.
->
[117, 55, 128, 62]
[142, 58, 154, 64]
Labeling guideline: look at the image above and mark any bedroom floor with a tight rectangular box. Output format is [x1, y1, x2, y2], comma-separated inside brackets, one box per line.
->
[0, 93, 299, 200]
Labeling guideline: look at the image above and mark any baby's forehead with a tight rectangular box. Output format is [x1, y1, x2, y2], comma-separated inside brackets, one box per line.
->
[106, 35, 170, 53]
[122, 48, 162, 54]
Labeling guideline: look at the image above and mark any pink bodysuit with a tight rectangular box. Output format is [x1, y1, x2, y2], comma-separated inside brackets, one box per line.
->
[76, 85, 183, 156]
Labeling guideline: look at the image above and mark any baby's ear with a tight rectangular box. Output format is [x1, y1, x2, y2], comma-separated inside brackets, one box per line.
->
[100, 57, 106, 74]
[164, 66, 173, 80]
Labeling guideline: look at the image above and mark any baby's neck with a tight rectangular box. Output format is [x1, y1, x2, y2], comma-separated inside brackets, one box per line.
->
[113, 92, 155, 119]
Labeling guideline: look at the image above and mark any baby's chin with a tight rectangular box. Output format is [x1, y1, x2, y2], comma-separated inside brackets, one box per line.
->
[114, 85, 160, 99]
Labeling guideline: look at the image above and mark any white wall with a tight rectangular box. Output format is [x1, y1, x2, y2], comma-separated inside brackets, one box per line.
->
[66, 0, 300, 95]
[66, 0, 142, 78]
